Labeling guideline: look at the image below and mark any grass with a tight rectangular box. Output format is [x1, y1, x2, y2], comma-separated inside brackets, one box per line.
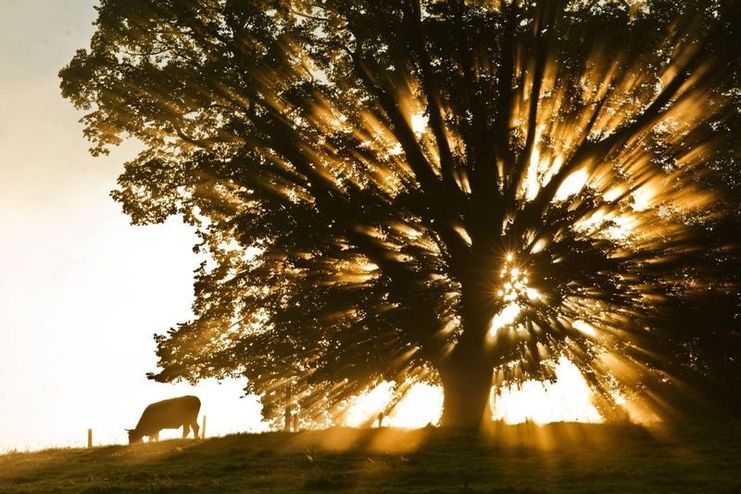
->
[0, 421, 740, 493]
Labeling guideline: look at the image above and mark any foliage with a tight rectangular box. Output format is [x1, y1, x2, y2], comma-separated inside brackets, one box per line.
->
[61, 0, 740, 426]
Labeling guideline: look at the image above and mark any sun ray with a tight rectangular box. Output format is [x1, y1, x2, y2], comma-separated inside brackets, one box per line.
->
[60, 0, 739, 430]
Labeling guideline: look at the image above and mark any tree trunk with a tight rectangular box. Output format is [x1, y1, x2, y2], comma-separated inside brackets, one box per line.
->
[437, 252, 499, 429]
[438, 355, 493, 429]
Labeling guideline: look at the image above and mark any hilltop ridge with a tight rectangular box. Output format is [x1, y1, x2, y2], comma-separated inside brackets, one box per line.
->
[1, 422, 739, 493]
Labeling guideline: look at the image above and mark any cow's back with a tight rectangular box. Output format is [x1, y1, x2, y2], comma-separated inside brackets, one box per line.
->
[136, 396, 200, 434]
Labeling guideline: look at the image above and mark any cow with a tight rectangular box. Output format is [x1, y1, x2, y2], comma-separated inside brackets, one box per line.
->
[127, 395, 201, 444]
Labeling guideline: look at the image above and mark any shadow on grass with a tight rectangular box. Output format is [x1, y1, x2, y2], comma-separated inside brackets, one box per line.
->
[1, 422, 740, 493]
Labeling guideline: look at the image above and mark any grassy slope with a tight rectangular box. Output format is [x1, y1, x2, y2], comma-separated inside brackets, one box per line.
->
[0, 421, 739, 493]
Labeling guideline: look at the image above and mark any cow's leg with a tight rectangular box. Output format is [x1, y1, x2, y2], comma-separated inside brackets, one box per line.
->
[182, 423, 190, 439]
[191, 421, 200, 440]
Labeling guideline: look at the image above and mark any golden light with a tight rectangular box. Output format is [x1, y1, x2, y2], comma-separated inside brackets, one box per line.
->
[339, 382, 443, 428]
[178, 0, 732, 432]
[554, 168, 589, 201]
[489, 303, 522, 335]
[489, 253, 544, 336]
[341, 382, 394, 427]
[411, 112, 429, 136]
[491, 357, 603, 424]
[571, 319, 598, 339]
[385, 383, 443, 428]
[50, 0, 735, 438]
[339, 357, 609, 429]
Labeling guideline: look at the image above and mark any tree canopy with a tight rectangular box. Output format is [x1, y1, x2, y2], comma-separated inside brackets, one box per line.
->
[61, 0, 740, 428]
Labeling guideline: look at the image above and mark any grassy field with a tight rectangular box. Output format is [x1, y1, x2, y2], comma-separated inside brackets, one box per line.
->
[1, 421, 740, 493]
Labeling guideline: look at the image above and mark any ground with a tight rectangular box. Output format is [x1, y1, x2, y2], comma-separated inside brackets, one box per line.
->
[1, 421, 740, 493]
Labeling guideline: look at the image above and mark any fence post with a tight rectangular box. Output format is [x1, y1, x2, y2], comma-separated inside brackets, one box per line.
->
[87, 428, 93, 448]
[201, 415, 207, 439]
[284, 382, 292, 432]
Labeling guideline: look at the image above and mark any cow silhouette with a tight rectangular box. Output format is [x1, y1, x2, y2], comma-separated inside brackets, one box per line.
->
[127, 395, 201, 444]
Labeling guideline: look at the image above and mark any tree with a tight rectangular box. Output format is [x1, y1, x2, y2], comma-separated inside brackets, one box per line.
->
[61, 0, 739, 428]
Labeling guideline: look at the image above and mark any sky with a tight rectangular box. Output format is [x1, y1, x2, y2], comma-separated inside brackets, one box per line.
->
[0, 0, 266, 452]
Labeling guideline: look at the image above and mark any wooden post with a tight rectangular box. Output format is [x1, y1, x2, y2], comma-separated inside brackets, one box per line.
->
[284, 382, 293, 432]
[87, 428, 93, 448]
[201, 415, 207, 440]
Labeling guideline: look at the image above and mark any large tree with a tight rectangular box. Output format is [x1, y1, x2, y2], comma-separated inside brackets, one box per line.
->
[61, 0, 739, 428]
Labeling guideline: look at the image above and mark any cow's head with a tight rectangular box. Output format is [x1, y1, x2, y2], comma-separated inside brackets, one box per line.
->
[126, 429, 143, 444]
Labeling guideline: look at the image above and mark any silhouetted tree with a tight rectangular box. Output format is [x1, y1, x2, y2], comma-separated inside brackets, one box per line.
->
[61, 0, 739, 428]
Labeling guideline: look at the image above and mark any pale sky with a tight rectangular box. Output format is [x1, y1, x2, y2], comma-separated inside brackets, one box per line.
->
[0, 0, 265, 452]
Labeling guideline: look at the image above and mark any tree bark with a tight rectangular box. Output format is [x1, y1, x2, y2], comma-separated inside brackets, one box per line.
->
[438, 353, 493, 429]
[434, 256, 500, 429]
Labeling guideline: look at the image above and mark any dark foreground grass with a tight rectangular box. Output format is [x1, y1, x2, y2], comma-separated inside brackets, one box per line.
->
[1, 421, 740, 493]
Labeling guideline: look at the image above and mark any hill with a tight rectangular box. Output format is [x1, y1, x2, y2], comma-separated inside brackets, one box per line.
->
[1, 421, 740, 493]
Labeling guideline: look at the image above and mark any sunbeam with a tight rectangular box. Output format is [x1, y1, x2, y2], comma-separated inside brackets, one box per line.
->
[61, 0, 740, 429]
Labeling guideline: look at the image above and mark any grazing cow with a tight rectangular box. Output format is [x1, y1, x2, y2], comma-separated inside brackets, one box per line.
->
[127, 395, 201, 444]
